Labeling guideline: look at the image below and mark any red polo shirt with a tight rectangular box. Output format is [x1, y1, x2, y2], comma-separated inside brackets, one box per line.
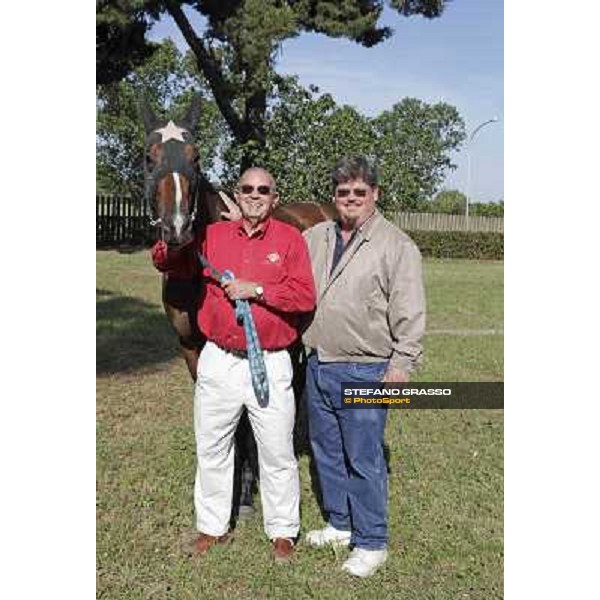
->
[152, 218, 316, 351]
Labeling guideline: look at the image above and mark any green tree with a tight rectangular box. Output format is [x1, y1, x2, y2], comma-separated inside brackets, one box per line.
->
[470, 200, 504, 217]
[98, 60, 464, 213]
[97, 1, 451, 172]
[429, 189, 467, 214]
[373, 99, 465, 212]
[219, 76, 376, 202]
[97, 40, 225, 192]
[96, 0, 158, 85]
[222, 79, 463, 210]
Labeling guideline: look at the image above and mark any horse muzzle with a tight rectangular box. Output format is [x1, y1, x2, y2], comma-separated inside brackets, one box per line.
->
[162, 219, 195, 248]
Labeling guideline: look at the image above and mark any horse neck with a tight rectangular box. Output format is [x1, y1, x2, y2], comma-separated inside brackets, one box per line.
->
[193, 175, 217, 225]
[192, 175, 233, 246]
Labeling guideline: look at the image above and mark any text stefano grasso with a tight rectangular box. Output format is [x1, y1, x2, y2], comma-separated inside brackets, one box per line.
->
[343, 388, 452, 396]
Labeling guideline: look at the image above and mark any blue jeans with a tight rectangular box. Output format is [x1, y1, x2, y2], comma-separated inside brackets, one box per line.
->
[305, 354, 389, 550]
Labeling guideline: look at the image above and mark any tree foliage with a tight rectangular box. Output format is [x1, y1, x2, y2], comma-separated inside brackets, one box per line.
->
[96, 0, 158, 85]
[423, 191, 504, 216]
[470, 200, 504, 217]
[97, 1, 451, 170]
[96, 40, 225, 192]
[220, 77, 377, 202]
[374, 99, 465, 212]
[98, 58, 465, 213]
[214, 77, 464, 210]
[429, 189, 467, 214]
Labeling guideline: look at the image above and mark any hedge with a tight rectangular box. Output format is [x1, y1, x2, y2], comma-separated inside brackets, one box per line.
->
[408, 230, 503, 260]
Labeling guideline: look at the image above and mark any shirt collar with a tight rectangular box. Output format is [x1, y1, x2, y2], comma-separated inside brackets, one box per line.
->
[236, 216, 271, 239]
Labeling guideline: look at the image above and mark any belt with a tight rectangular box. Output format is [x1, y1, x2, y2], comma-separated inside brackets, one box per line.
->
[216, 343, 248, 359]
[216, 343, 287, 359]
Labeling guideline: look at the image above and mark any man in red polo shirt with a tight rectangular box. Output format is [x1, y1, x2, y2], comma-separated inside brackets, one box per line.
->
[152, 167, 315, 562]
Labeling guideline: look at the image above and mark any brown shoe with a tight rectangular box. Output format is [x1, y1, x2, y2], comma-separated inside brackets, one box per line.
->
[182, 532, 232, 557]
[271, 538, 295, 563]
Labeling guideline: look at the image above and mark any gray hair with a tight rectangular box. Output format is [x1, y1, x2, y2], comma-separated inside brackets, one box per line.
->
[331, 155, 379, 188]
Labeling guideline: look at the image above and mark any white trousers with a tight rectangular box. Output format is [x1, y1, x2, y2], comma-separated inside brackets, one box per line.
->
[194, 341, 300, 539]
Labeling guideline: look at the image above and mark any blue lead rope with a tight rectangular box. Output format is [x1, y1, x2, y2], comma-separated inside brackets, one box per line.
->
[197, 253, 269, 407]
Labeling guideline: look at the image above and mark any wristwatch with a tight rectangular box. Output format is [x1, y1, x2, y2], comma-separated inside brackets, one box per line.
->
[254, 285, 264, 301]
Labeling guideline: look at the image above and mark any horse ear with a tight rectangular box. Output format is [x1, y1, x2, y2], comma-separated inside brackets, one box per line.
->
[137, 97, 160, 135]
[181, 94, 202, 135]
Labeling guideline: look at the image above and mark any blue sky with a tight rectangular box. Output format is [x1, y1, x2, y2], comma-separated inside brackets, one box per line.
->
[150, 0, 503, 202]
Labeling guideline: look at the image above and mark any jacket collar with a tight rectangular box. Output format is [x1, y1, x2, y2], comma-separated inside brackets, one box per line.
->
[329, 209, 381, 240]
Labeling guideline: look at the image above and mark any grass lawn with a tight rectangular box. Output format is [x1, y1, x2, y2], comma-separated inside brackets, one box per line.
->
[97, 250, 503, 599]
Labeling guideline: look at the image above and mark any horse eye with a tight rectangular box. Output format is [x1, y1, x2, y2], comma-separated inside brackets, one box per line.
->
[147, 143, 163, 165]
[183, 143, 199, 165]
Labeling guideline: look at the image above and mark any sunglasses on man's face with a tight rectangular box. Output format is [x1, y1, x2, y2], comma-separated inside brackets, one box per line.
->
[238, 184, 272, 195]
[335, 187, 369, 198]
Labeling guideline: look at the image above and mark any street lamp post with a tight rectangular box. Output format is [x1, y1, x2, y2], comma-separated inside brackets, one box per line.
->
[466, 117, 499, 219]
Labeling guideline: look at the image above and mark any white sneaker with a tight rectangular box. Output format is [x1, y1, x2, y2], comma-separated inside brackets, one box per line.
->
[342, 547, 388, 577]
[305, 523, 351, 547]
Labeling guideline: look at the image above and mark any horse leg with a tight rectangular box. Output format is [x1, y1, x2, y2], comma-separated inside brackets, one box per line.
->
[289, 341, 309, 455]
[179, 337, 200, 382]
[232, 410, 258, 522]
[163, 277, 203, 382]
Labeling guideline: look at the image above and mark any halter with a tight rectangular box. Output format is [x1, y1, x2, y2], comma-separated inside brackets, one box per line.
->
[145, 162, 200, 236]
[146, 186, 199, 224]
[144, 120, 201, 237]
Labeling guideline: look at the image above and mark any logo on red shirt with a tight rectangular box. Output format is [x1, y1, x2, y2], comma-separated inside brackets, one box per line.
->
[266, 252, 281, 263]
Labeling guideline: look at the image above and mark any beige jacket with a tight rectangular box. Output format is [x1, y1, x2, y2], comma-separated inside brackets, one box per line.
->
[302, 210, 425, 372]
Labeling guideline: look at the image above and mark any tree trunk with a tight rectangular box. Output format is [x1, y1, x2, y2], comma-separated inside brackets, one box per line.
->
[240, 90, 267, 174]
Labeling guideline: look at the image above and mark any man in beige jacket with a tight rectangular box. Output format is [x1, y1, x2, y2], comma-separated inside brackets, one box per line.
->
[302, 155, 426, 577]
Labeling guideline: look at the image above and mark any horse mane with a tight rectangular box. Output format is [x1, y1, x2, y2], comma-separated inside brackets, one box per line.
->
[195, 175, 237, 225]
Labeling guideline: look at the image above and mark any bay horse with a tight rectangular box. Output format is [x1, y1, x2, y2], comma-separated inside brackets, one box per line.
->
[139, 95, 335, 517]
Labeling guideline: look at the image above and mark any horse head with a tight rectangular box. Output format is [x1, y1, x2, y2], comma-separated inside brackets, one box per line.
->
[139, 95, 203, 247]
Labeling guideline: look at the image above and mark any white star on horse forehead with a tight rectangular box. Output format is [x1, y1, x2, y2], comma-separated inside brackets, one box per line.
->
[153, 120, 189, 142]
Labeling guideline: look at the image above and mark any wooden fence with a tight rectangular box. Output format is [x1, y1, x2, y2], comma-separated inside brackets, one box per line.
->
[391, 211, 503, 233]
[97, 194, 504, 245]
[97, 194, 153, 245]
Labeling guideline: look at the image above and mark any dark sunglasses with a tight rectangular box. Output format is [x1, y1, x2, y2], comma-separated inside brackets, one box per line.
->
[238, 184, 272, 195]
[335, 188, 369, 198]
